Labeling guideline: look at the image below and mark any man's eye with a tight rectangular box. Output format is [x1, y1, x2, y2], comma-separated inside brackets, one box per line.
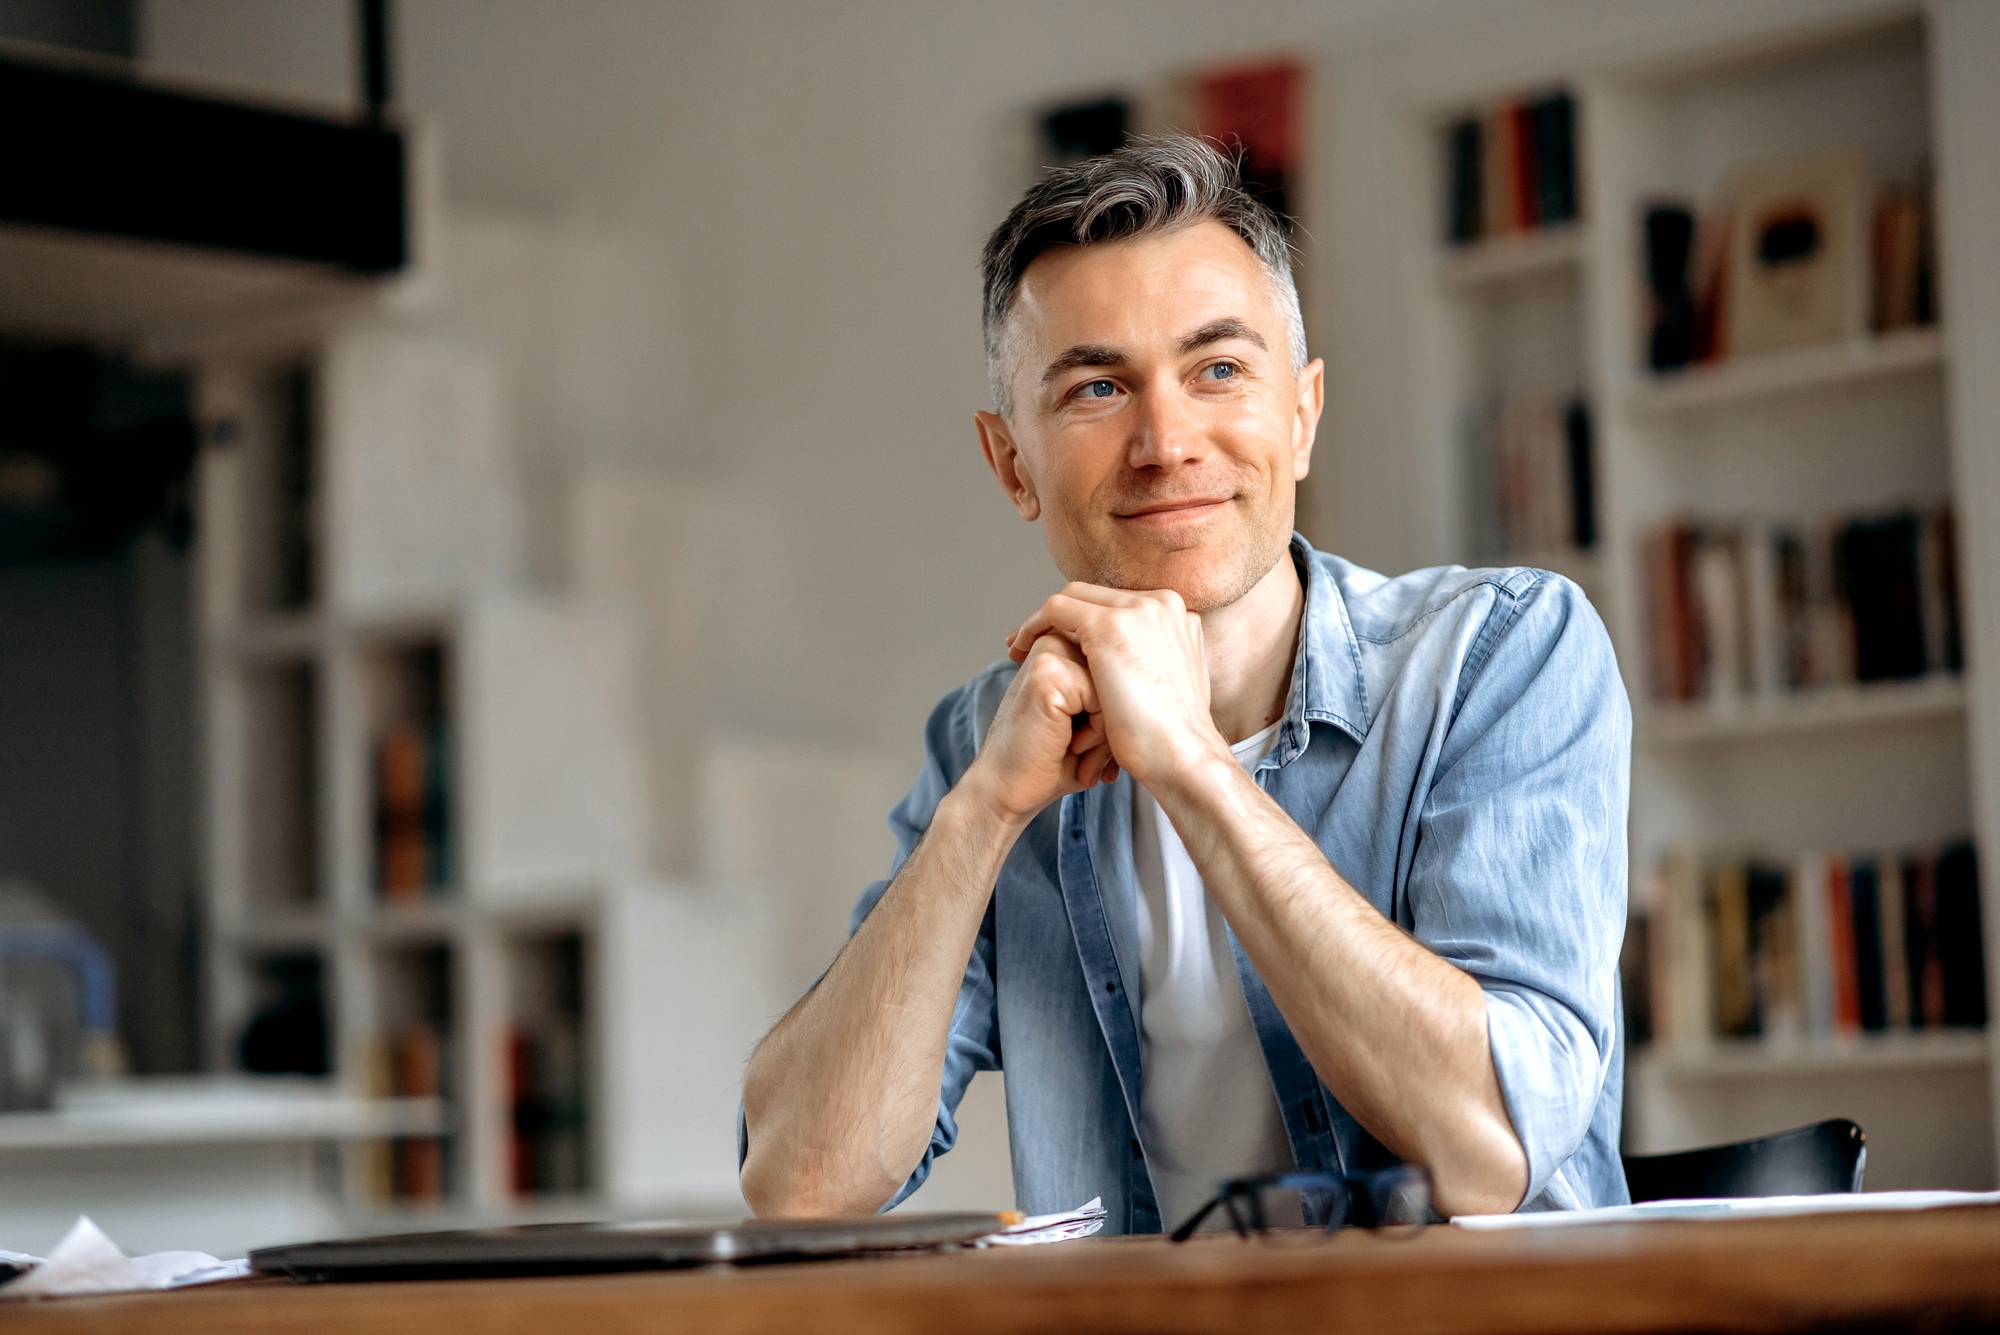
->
[1200, 362, 1238, 381]
[1078, 379, 1118, 399]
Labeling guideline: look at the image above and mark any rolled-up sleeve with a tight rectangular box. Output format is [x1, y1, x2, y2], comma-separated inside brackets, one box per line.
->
[1408, 574, 1630, 1206]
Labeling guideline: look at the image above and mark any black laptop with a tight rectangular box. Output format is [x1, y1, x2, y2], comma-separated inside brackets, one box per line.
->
[250, 1211, 1018, 1282]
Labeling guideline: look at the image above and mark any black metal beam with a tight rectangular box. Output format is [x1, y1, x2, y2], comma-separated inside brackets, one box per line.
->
[0, 57, 406, 273]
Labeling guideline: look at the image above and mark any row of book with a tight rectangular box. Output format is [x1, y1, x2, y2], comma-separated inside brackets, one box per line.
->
[1445, 91, 1579, 246]
[509, 1019, 589, 1196]
[1633, 842, 1985, 1049]
[1644, 173, 1936, 373]
[374, 721, 452, 901]
[369, 1022, 449, 1204]
[1643, 505, 1962, 704]
[1461, 391, 1597, 560]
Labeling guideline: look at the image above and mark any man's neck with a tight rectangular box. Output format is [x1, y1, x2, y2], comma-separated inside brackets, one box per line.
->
[1200, 548, 1305, 745]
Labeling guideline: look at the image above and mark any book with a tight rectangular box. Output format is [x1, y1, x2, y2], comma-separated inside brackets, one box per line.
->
[1826, 857, 1860, 1036]
[1709, 862, 1754, 1037]
[1937, 843, 1987, 1027]
[1879, 856, 1911, 1031]
[1644, 204, 1698, 371]
[1793, 852, 1834, 1038]
[1839, 513, 1927, 681]
[1563, 400, 1596, 550]
[1903, 852, 1946, 1027]
[1747, 863, 1797, 1039]
[1447, 119, 1483, 245]
[1530, 92, 1577, 226]
[392, 1022, 445, 1203]
[1850, 859, 1886, 1031]
[1724, 150, 1868, 356]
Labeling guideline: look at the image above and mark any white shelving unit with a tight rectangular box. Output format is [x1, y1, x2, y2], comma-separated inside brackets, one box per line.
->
[191, 295, 707, 1220]
[1381, 2, 2000, 1192]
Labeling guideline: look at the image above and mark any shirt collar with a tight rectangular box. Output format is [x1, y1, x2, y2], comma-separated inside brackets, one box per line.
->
[1268, 532, 1370, 768]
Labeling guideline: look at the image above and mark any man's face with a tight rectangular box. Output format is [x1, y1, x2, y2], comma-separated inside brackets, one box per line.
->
[976, 220, 1323, 611]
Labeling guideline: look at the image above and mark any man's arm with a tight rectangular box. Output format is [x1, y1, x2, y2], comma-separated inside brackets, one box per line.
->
[1151, 757, 1529, 1216]
[1008, 582, 1548, 1218]
[740, 635, 1116, 1216]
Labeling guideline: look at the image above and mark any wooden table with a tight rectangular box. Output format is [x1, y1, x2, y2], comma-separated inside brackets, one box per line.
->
[11, 1205, 2000, 1334]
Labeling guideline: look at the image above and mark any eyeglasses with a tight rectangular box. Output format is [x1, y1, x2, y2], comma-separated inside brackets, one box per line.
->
[1169, 1166, 1434, 1242]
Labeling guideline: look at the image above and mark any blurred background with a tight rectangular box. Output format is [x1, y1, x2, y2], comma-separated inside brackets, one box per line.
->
[0, 0, 1995, 1260]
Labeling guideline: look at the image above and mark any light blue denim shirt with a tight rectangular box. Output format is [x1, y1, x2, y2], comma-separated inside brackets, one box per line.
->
[819, 535, 1630, 1230]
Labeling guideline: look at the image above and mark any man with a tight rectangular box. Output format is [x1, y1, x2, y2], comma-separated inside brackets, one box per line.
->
[740, 137, 1629, 1231]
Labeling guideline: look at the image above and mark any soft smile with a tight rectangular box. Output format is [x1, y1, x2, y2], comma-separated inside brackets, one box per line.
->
[1115, 496, 1234, 525]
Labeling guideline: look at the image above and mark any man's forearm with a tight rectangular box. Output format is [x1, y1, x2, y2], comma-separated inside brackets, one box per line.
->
[1152, 753, 1530, 1217]
[739, 786, 1024, 1216]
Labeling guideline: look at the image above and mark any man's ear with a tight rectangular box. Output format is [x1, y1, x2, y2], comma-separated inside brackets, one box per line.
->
[975, 410, 1041, 521]
[1291, 357, 1325, 481]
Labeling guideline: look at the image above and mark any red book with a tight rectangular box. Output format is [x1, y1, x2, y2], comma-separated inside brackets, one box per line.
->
[1826, 858, 1861, 1034]
[1511, 101, 1540, 230]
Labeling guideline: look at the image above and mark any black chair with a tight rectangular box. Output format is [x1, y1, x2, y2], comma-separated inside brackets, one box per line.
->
[1622, 1118, 1866, 1203]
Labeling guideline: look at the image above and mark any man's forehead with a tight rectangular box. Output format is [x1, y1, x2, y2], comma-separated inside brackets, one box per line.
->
[1011, 221, 1278, 346]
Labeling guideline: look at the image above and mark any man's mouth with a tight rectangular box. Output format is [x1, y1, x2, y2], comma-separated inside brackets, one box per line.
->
[1115, 495, 1233, 523]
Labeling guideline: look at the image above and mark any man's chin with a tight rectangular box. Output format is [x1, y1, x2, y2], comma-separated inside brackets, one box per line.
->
[1074, 542, 1283, 613]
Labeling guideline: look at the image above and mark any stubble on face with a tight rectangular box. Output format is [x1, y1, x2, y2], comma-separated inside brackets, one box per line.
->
[1054, 471, 1294, 613]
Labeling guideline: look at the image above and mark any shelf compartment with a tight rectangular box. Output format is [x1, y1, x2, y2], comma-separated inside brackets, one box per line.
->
[1647, 674, 1965, 745]
[1439, 224, 1587, 292]
[505, 929, 591, 1199]
[363, 637, 455, 905]
[1639, 1029, 1987, 1080]
[369, 942, 456, 1205]
[1626, 328, 1944, 418]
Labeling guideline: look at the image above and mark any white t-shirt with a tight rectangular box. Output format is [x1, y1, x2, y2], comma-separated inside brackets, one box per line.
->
[1131, 720, 1293, 1231]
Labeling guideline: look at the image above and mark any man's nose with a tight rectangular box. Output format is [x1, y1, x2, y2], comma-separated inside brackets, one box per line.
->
[1125, 381, 1203, 471]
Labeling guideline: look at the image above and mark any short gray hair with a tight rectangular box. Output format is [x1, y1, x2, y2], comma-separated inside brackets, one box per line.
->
[980, 135, 1307, 416]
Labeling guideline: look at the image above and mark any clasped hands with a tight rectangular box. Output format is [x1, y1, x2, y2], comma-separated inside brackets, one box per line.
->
[961, 583, 1238, 828]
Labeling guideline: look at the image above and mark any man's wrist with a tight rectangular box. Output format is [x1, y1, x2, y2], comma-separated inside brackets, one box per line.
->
[934, 774, 1036, 873]
[1143, 736, 1258, 817]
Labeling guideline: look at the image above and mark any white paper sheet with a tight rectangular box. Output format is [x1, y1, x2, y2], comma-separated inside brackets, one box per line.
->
[1453, 1189, 2000, 1231]
[0, 1217, 250, 1299]
[981, 1197, 1108, 1246]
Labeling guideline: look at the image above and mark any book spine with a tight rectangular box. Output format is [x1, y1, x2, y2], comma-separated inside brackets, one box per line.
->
[1532, 92, 1577, 226]
[1937, 505, 1964, 672]
[1936, 842, 1988, 1027]
[1482, 105, 1514, 238]
[1447, 119, 1483, 245]
[1710, 861, 1753, 1037]
[1827, 857, 1861, 1035]
[1794, 853, 1834, 1039]
[1850, 859, 1887, 1031]
[1743, 522, 1782, 698]
[1510, 101, 1539, 230]
[1564, 399, 1596, 550]
[1905, 852, 1946, 1027]
[1878, 855, 1911, 1030]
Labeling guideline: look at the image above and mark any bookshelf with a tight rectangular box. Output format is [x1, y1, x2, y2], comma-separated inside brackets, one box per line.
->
[1385, 4, 2000, 1190]
[195, 309, 669, 1221]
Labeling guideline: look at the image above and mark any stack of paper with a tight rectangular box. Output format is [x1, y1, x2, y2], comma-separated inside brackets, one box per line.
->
[1453, 1189, 2000, 1231]
[0, 1217, 249, 1299]
[981, 1197, 1108, 1247]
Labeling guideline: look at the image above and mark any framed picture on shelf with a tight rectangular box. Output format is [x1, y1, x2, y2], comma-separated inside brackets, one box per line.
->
[1724, 149, 1867, 356]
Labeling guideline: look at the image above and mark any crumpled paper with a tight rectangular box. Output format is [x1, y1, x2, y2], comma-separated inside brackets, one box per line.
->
[980, 1196, 1108, 1246]
[0, 1217, 249, 1299]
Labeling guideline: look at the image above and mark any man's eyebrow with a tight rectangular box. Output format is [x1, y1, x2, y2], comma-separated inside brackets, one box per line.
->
[1176, 317, 1267, 356]
[1039, 343, 1126, 386]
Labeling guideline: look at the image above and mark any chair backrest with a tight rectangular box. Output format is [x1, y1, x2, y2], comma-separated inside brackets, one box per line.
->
[1622, 1118, 1866, 1203]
